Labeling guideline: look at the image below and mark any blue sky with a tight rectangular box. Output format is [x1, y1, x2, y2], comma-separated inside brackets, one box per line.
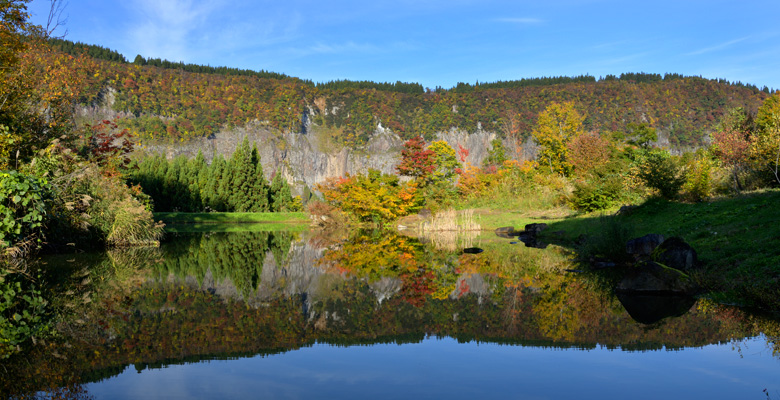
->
[26, 0, 780, 90]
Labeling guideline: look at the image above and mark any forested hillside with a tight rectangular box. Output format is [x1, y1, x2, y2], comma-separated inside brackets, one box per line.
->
[47, 39, 770, 149]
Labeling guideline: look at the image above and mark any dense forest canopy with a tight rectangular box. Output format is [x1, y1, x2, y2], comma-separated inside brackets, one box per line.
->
[42, 37, 771, 148]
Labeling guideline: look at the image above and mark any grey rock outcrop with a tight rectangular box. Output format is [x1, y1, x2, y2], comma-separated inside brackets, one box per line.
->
[138, 122, 502, 196]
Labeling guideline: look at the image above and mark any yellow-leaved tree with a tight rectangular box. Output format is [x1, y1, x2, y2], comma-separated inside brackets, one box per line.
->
[531, 101, 585, 176]
[753, 91, 780, 184]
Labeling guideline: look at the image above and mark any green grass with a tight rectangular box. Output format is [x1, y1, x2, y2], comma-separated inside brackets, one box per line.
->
[154, 212, 309, 224]
[164, 222, 310, 233]
[537, 189, 780, 310]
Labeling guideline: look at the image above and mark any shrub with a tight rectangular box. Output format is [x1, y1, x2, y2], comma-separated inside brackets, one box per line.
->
[0, 171, 49, 256]
[682, 154, 714, 202]
[0, 273, 50, 359]
[570, 178, 623, 212]
[50, 167, 164, 248]
[568, 160, 635, 212]
[317, 169, 421, 224]
[638, 151, 685, 199]
[307, 200, 348, 227]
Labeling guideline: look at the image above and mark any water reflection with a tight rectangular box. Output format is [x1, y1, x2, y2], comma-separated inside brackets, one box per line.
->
[2, 230, 779, 399]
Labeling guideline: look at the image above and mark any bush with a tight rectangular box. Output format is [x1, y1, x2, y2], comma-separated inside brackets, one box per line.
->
[568, 160, 636, 212]
[638, 151, 685, 199]
[50, 167, 164, 248]
[0, 273, 50, 359]
[682, 154, 714, 202]
[0, 171, 49, 256]
[317, 169, 421, 224]
[307, 200, 349, 227]
[570, 178, 623, 212]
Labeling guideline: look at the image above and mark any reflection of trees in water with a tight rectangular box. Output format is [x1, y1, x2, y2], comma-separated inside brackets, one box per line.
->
[5, 231, 780, 398]
[153, 231, 297, 297]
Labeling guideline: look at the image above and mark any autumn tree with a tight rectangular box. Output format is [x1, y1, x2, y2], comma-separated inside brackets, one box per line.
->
[567, 131, 611, 174]
[483, 139, 507, 169]
[427, 140, 460, 184]
[711, 108, 755, 192]
[752, 91, 780, 184]
[531, 102, 585, 176]
[396, 136, 435, 179]
[317, 169, 420, 224]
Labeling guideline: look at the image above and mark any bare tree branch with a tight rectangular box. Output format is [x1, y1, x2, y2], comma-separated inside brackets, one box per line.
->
[45, 0, 69, 38]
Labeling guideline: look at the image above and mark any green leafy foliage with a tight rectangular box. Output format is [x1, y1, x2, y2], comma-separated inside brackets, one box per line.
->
[483, 139, 508, 168]
[0, 170, 48, 252]
[0, 273, 50, 359]
[638, 151, 686, 199]
[132, 140, 298, 213]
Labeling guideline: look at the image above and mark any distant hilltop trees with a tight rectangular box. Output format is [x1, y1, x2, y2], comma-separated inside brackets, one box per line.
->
[47, 37, 771, 95]
[42, 37, 772, 148]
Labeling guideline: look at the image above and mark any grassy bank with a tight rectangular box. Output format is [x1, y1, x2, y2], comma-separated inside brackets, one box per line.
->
[154, 212, 309, 224]
[531, 190, 780, 310]
[154, 212, 310, 233]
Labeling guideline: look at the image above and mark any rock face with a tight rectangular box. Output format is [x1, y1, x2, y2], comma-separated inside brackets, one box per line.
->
[140, 122, 501, 196]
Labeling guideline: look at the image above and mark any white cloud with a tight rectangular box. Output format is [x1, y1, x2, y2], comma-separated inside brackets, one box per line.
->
[686, 37, 750, 56]
[124, 0, 226, 61]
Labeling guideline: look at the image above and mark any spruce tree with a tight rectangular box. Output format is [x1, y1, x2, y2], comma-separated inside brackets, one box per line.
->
[228, 138, 253, 212]
[209, 155, 229, 211]
[269, 168, 292, 212]
[249, 144, 269, 212]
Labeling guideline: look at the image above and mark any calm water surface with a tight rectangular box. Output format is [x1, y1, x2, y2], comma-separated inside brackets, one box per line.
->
[4, 230, 779, 399]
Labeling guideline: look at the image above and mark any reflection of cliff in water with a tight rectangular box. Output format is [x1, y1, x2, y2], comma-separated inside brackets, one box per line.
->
[4, 231, 779, 397]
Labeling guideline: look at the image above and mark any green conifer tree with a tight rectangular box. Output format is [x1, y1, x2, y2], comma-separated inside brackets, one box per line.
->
[269, 169, 293, 212]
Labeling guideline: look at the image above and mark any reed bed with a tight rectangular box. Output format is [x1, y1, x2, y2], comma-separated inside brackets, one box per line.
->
[418, 209, 481, 251]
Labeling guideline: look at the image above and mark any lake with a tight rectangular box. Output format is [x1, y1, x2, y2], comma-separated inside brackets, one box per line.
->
[3, 229, 779, 399]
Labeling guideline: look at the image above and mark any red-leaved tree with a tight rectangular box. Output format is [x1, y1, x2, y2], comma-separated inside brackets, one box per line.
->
[711, 127, 752, 192]
[396, 136, 435, 179]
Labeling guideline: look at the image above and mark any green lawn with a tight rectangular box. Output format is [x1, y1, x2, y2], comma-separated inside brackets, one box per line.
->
[154, 212, 309, 225]
[156, 212, 310, 233]
[535, 190, 780, 309]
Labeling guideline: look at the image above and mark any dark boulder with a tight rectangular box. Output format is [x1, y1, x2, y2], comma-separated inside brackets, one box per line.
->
[516, 231, 548, 249]
[626, 234, 664, 257]
[495, 226, 516, 238]
[616, 261, 698, 294]
[616, 292, 697, 324]
[654, 237, 699, 272]
[524, 223, 548, 234]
